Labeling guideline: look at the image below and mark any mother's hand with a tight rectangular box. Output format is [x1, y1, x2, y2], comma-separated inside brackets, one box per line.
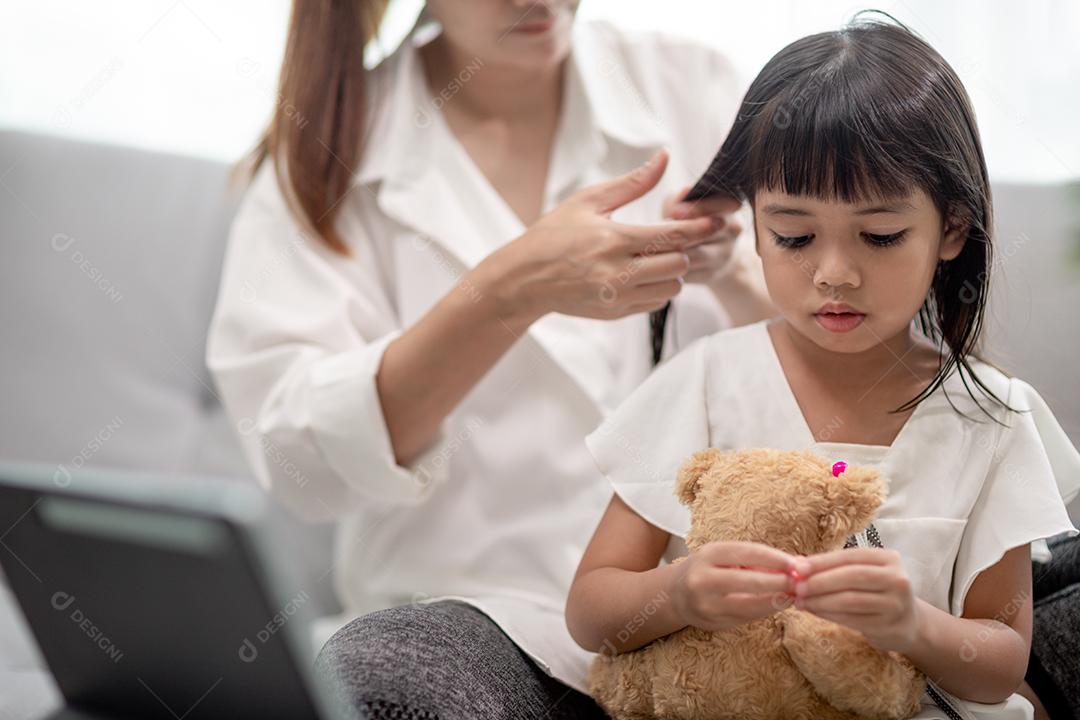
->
[661, 185, 743, 286]
[485, 149, 720, 323]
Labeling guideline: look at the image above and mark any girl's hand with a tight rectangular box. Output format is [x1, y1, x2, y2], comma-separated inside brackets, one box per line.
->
[671, 541, 797, 632]
[661, 185, 743, 285]
[792, 548, 924, 654]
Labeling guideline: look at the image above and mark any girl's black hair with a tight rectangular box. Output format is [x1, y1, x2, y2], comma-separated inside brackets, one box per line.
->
[653, 11, 1017, 420]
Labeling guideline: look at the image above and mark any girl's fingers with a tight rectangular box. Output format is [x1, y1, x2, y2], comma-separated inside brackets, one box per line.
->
[802, 610, 874, 630]
[796, 547, 900, 576]
[710, 567, 793, 595]
[721, 591, 795, 619]
[796, 564, 895, 597]
[703, 540, 799, 574]
[797, 590, 889, 615]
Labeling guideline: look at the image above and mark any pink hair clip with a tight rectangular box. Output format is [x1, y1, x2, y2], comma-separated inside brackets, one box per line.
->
[831, 461, 847, 477]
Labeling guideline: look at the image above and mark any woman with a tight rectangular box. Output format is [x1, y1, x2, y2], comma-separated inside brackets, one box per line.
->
[207, 1, 771, 717]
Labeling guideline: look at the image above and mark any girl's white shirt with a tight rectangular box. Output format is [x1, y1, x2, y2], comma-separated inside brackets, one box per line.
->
[206, 20, 750, 694]
[585, 320, 1079, 718]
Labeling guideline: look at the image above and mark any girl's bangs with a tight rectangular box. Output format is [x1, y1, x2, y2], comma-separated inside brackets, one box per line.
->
[746, 78, 924, 205]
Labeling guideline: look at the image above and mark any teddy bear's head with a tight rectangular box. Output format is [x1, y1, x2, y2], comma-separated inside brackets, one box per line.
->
[674, 448, 885, 556]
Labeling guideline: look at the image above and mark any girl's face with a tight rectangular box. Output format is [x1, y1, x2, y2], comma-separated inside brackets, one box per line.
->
[753, 187, 967, 353]
[425, 0, 578, 69]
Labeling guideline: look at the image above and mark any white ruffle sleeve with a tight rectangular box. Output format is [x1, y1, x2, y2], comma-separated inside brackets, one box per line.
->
[950, 377, 1080, 616]
[583, 336, 714, 537]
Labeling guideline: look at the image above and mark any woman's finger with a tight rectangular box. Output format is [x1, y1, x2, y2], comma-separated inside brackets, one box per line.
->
[580, 148, 669, 214]
[622, 299, 674, 316]
[684, 242, 734, 270]
[623, 251, 691, 285]
[616, 216, 717, 254]
[615, 278, 683, 308]
[684, 246, 710, 271]
[661, 184, 692, 219]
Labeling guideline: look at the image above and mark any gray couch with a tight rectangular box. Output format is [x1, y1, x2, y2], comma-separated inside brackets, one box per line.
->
[0, 129, 340, 719]
[1, 128, 1077, 718]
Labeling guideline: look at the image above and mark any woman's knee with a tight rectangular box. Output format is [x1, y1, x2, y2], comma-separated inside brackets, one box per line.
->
[313, 601, 538, 718]
[316, 602, 467, 678]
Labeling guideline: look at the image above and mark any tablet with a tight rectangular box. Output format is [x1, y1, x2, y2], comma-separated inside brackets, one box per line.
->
[0, 461, 351, 720]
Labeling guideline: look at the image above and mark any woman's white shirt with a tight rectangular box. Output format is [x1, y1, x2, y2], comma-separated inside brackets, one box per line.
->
[206, 20, 747, 694]
[585, 320, 1079, 718]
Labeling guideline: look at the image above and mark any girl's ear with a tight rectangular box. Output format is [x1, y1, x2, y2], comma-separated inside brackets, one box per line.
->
[939, 215, 968, 261]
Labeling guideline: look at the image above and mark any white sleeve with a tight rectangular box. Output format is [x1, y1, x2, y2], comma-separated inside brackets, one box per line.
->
[206, 164, 452, 521]
[950, 377, 1080, 616]
[583, 336, 714, 537]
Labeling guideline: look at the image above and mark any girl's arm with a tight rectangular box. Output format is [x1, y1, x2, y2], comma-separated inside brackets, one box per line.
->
[565, 494, 687, 654]
[904, 544, 1032, 703]
[566, 494, 798, 655]
[796, 544, 1032, 704]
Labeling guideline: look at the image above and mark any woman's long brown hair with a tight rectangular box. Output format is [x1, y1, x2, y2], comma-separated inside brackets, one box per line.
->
[235, 0, 391, 257]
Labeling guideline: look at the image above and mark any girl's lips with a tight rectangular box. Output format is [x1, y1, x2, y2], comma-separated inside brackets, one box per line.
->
[814, 312, 865, 333]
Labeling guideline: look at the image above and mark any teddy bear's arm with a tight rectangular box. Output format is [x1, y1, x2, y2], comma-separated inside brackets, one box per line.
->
[780, 609, 926, 720]
[588, 645, 660, 720]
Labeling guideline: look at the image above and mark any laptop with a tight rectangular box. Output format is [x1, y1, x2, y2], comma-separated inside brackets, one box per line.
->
[0, 461, 353, 720]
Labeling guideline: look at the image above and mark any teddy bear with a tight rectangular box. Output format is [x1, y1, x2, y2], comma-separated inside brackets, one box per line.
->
[587, 447, 926, 720]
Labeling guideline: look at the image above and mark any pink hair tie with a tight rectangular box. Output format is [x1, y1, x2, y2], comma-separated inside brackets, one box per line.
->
[831, 461, 847, 477]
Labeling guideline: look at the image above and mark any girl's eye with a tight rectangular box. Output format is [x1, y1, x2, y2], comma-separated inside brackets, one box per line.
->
[863, 230, 907, 247]
[770, 231, 813, 249]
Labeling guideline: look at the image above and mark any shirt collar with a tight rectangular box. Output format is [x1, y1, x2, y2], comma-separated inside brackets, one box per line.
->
[569, 21, 670, 152]
[354, 20, 669, 189]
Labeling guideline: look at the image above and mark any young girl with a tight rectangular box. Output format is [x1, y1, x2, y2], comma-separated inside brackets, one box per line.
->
[566, 17, 1079, 720]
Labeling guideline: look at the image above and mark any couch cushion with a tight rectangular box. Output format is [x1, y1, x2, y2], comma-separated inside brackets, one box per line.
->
[0, 131, 341, 717]
[0, 129, 249, 477]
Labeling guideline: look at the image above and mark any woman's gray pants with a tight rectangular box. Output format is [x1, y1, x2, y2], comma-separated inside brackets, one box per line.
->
[314, 599, 606, 719]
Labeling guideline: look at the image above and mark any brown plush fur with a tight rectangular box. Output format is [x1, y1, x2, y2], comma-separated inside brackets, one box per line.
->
[588, 448, 926, 720]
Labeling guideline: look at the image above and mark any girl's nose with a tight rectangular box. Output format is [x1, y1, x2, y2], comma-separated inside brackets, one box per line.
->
[812, 248, 861, 291]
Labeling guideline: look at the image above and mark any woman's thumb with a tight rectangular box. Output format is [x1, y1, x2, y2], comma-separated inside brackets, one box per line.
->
[585, 148, 669, 214]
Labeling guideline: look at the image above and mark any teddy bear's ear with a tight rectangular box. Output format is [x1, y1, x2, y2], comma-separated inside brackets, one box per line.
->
[675, 448, 725, 505]
[818, 464, 887, 544]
